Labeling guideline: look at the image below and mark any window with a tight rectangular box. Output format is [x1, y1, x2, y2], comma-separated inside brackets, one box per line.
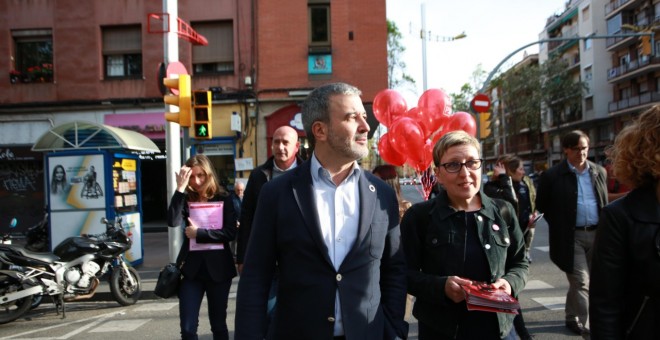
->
[582, 6, 590, 22]
[309, 4, 330, 47]
[12, 29, 54, 83]
[192, 21, 234, 75]
[585, 97, 593, 111]
[584, 66, 592, 81]
[102, 25, 142, 78]
[584, 38, 592, 50]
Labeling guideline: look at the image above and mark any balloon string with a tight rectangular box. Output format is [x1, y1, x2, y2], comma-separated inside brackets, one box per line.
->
[415, 167, 436, 200]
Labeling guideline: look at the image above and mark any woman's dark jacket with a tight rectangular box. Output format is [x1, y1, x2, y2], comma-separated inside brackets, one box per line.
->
[590, 184, 660, 339]
[400, 190, 528, 338]
[167, 191, 238, 282]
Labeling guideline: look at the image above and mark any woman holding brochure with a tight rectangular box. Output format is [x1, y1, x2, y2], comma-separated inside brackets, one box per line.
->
[167, 154, 237, 340]
[401, 131, 528, 339]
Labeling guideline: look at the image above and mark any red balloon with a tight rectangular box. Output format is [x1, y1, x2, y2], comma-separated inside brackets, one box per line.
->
[389, 117, 426, 157]
[373, 89, 408, 127]
[407, 140, 434, 173]
[445, 111, 477, 137]
[377, 133, 406, 166]
[404, 107, 431, 139]
[417, 89, 453, 133]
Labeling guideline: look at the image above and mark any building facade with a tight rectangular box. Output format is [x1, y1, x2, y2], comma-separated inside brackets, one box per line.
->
[0, 0, 388, 226]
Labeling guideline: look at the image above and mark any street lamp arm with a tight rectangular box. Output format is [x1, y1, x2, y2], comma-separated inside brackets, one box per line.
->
[478, 32, 655, 94]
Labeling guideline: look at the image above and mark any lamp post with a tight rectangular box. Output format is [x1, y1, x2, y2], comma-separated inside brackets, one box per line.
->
[420, 2, 466, 91]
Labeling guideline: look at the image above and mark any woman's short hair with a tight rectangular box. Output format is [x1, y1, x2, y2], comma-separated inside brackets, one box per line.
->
[432, 130, 481, 166]
[497, 155, 523, 175]
[609, 105, 660, 188]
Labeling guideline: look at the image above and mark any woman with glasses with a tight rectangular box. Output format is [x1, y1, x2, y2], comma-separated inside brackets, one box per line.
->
[401, 130, 528, 339]
[590, 105, 660, 339]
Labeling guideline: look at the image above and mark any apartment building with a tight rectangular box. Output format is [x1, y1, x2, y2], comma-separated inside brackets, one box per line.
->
[0, 0, 387, 227]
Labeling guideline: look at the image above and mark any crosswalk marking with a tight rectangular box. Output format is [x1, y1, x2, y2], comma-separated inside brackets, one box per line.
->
[524, 280, 554, 290]
[532, 296, 565, 311]
[535, 246, 549, 252]
[134, 302, 178, 311]
[89, 319, 151, 333]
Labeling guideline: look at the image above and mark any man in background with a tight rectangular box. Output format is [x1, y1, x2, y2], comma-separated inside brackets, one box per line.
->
[229, 181, 245, 257]
[536, 130, 608, 336]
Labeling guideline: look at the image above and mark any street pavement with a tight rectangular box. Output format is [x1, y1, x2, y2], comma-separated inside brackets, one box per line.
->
[0, 186, 586, 339]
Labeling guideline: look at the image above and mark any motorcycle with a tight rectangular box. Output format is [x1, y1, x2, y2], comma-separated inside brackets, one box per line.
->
[0, 216, 141, 324]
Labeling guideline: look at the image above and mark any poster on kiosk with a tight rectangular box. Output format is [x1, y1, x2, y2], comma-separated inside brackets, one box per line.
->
[46, 151, 143, 265]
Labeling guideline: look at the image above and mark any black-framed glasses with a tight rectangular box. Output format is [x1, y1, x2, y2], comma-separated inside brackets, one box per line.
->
[440, 159, 483, 173]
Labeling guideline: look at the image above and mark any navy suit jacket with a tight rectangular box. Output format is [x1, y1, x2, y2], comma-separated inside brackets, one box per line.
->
[235, 161, 408, 340]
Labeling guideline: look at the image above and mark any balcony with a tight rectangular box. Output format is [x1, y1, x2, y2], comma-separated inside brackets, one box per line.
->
[605, 0, 635, 18]
[608, 91, 660, 113]
[607, 56, 660, 82]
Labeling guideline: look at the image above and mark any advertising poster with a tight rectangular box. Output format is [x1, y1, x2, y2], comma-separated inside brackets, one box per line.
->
[112, 158, 138, 213]
[48, 154, 106, 211]
[49, 210, 108, 248]
[121, 212, 142, 263]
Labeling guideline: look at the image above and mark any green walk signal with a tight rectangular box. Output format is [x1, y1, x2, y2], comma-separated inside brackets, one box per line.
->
[192, 90, 212, 140]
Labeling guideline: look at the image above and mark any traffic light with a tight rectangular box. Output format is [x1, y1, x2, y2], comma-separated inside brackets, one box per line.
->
[163, 74, 192, 127]
[192, 90, 212, 140]
[639, 35, 652, 56]
[479, 112, 492, 139]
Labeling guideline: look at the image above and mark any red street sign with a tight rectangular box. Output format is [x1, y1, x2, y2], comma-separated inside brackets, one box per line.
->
[164, 62, 188, 95]
[471, 93, 491, 113]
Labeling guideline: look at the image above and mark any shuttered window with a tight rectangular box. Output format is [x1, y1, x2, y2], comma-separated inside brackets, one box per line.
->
[192, 21, 234, 74]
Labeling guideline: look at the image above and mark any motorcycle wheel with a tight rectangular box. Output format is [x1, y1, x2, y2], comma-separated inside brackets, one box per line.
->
[0, 274, 32, 324]
[110, 266, 141, 306]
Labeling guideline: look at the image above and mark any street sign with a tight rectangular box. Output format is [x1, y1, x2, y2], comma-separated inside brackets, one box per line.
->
[471, 93, 491, 113]
[165, 62, 188, 95]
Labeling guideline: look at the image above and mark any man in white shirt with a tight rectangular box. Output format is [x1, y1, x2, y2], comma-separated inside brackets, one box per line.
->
[235, 82, 408, 340]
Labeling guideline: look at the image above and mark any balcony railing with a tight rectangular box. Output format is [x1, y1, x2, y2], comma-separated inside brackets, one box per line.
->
[607, 56, 660, 80]
[608, 91, 660, 112]
[605, 0, 632, 17]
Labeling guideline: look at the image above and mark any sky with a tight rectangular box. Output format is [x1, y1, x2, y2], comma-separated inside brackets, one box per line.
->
[385, 0, 569, 106]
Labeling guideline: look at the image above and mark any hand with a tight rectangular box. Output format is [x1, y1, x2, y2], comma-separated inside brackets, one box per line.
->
[184, 217, 198, 239]
[175, 166, 192, 192]
[490, 278, 512, 295]
[528, 211, 538, 228]
[493, 163, 506, 177]
[444, 276, 472, 303]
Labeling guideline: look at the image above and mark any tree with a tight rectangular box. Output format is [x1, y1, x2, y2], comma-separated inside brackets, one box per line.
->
[499, 55, 586, 135]
[387, 20, 416, 91]
[449, 64, 487, 112]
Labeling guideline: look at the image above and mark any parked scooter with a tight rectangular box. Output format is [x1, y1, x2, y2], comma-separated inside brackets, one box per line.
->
[0, 216, 141, 324]
[0, 218, 43, 311]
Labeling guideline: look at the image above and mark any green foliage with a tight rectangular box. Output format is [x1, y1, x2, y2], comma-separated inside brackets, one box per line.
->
[499, 55, 586, 135]
[387, 20, 416, 91]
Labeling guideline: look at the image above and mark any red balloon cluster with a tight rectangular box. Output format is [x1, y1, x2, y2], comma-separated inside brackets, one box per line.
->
[374, 88, 476, 173]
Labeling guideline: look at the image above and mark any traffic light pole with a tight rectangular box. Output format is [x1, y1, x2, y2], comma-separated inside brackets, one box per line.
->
[164, 0, 183, 263]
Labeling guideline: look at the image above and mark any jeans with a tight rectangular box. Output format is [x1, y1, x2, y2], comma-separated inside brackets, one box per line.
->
[565, 229, 595, 329]
[178, 276, 232, 340]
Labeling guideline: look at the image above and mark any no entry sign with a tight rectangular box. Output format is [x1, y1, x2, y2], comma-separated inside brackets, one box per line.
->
[471, 93, 491, 113]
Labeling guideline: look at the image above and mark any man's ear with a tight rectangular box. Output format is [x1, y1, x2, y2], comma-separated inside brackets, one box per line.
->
[312, 121, 327, 143]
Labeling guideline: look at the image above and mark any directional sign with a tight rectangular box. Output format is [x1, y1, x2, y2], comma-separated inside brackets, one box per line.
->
[471, 93, 491, 113]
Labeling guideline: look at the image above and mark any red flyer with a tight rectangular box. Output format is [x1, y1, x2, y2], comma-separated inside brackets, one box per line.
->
[462, 281, 520, 314]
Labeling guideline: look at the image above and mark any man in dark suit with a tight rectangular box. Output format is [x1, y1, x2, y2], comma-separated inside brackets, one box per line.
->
[235, 82, 408, 340]
[536, 130, 608, 336]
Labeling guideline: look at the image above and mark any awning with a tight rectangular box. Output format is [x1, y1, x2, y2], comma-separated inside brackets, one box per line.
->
[32, 121, 160, 153]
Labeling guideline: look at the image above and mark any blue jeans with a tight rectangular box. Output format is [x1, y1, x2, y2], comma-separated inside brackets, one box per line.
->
[178, 276, 232, 340]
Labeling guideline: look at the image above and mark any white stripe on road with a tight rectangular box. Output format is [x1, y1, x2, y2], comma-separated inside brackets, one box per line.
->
[134, 302, 178, 311]
[89, 319, 151, 333]
[534, 246, 549, 252]
[523, 280, 554, 290]
[2, 310, 126, 339]
[532, 296, 565, 311]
